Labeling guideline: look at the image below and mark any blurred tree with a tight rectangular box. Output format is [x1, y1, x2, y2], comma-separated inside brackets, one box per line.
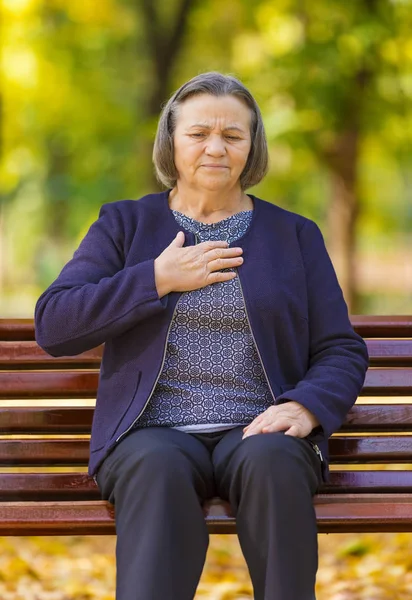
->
[0, 1, 4, 291]
[228, 0, 412, 310]
[0, 0, 411, 314]
[136, 0, 200, 187]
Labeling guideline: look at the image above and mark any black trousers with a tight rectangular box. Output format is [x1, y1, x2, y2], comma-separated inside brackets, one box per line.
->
[95, 425, 323, 600]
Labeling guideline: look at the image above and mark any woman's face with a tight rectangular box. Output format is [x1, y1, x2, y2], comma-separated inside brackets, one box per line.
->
[173, 94, 252, 193]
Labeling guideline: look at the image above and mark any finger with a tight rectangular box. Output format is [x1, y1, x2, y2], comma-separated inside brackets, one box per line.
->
[202, 240, 229, 250]
[205, 246, 243, 271]
[208, 270, 237, 284]
[284, 425, 301, 437]
[243, 420, 272, 438]
[170, 231, 185, 247]
[248, 412, 268, 428]
[205, 246, 243, 260]
[243, 415, 265, 433]
[208, 256, 244, 272]
[261, 418, 292, 433]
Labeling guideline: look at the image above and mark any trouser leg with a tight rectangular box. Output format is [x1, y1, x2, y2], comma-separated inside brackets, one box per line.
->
[212, 427, 323, 600]
[95, 426, 215, 600]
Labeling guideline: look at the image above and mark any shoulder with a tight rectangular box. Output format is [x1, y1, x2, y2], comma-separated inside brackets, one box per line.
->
[99, 191, 167, 221]
[84, 192, 167, 253]
[253, 195, 321, 234]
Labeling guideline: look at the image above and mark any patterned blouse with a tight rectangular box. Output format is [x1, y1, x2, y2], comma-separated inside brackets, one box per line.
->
[134, 208, 274, 433]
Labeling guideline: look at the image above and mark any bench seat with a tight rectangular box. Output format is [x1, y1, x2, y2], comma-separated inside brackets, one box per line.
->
[1, 316, 411, 535]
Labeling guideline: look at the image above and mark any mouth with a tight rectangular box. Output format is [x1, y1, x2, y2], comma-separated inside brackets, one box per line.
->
[200, 165, 228, 169]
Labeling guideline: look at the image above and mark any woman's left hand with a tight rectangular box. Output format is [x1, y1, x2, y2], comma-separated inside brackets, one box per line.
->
[242, 402, 319, 439]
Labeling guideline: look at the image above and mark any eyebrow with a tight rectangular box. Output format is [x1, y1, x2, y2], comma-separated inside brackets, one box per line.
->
[186, 124, 246, 132]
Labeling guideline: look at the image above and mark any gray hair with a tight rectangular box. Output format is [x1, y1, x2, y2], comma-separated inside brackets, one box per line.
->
[153, 72, 268, 190]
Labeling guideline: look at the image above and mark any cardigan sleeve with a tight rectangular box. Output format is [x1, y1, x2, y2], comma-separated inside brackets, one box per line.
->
[35, 202, 168, 356]
[274, 218, 369, 441]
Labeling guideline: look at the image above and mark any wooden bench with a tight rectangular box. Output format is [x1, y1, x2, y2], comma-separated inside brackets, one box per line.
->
[0, 316, 411, 536]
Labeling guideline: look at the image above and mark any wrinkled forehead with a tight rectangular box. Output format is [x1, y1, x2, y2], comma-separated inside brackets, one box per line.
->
[173, 93, 252, 131]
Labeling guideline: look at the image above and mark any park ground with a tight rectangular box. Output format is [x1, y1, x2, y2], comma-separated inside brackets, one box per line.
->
[0, 531, 411, 599]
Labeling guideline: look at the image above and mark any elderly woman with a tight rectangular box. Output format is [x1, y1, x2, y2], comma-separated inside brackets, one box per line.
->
[35, 72, 369, 600]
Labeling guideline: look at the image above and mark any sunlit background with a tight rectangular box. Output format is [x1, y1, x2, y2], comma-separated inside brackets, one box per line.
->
[1, 0, 411, 316]
[1, 1, 412, 599]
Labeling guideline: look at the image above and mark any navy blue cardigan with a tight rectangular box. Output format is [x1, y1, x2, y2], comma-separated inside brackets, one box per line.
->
[35, 191, 369, 479]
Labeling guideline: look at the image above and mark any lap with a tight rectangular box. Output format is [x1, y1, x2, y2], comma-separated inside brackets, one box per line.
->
[95, 426, 216, 502]
[95, 425, 322, 504]
[212, 428, 323, 500]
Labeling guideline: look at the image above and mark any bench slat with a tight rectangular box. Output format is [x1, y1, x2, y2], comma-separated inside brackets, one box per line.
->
[0, 496, 411, 535]
[321, 470, 412, 493]
[1, 471, 411, 501]
[1, 437, 412, 465]
[0, 473, 98, 500]
[2, 340, 412, 368]
[2, 316, 410, 341]
[365, 339, 412, 366]
[0, 342, 102, 368]
[0, 372, 98, 399]
[0, 440, 89, 465]
[0, 368, 411, 399]
[2, 404, 412, 434]
[343, 404, 412, 431]
[0, 320, 34, 341]
[350, 315, 412, 338]
[362, 368, 412, 394]
[0, 407, 93, 433]
[329, 436, 412, 462]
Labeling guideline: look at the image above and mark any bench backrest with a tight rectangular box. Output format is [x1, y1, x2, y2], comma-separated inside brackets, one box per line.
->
[1, 316, 411, 503]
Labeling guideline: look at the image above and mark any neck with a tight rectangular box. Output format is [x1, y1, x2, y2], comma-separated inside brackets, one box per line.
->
[169, 184, 249, 223]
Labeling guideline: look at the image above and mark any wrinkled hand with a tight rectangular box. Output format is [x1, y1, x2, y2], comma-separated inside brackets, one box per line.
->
[154, 231, 244, 297]
[242, 401, 319, 439]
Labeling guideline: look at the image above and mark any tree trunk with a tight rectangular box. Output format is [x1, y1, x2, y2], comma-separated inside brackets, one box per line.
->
[325, 134, 359, 311]
[318, 0, 381, 313]
[0, 4, 6, 292]
[322, 66, 372, 313]
[45, 137, 70, 244]
[139, 0, 198, 189]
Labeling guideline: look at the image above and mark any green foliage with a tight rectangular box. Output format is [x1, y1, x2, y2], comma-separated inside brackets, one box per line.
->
[1, 0, 411, 314]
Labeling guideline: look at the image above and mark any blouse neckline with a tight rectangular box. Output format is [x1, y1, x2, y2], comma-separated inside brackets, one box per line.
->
[163, 189, 259, 246]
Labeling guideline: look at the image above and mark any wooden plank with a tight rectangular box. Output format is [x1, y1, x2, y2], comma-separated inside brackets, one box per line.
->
[1, 437, 412, 466]
[0, 368, 410, 400]
[0, 440, 90, 466]
[314, 493, 412, 533]
[343, 404, 412, 431]
[322, 470, 412, 493]
[0, 342, 102, 369]
[0, 473, 99, 500]
[2, 316, 412, 342]
[366, 339, 412, 367]
[0, 407, 93, 434]
[351, 315, 412, 338]
[362, 368, 412, 395]
[1, 340, 412, 369]
[0, 495, 411, 535]
[0, 320, 34, 341]
[1, 470, 412, 501]
[329, 436, 412, 462]
[2, 404, 412, 435]
[0, 372, 98, 399]
[0, 501, 116, 536]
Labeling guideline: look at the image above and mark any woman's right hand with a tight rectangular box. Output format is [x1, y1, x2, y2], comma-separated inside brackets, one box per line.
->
[154, 231, 244, 297]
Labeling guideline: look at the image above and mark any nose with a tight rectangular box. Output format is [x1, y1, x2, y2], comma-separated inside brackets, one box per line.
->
[205, 134, 226, 156]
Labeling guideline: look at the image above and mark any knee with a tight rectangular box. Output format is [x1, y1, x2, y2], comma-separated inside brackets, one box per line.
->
[238, 432, 309, 483]
[120, 444, 193, 489]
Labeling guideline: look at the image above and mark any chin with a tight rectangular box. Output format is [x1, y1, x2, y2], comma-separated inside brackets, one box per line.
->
[198, 176, 233, 191]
